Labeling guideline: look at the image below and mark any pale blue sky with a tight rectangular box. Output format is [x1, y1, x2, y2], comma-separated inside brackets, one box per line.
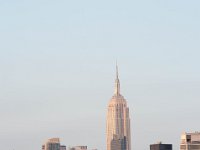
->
[0, 0, 200, 150]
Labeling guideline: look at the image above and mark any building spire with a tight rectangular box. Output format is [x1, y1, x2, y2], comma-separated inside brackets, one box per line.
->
[114, 63, 120, 95]
[116, 62, 119, 79]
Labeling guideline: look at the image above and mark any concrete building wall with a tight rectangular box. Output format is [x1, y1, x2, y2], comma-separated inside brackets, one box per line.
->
[180, 132, 200, 150]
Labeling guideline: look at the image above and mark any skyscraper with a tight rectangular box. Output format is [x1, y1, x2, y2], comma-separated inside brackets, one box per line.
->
[180, 132, 200, 150]
[106, 65, 131, 150]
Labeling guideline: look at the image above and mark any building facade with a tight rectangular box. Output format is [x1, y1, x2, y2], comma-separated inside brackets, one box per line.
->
[150, 142, 172, 150]
[42, 138, 64, 150]
[106, 66, 131, 150]
[180, 132, 200, 150]
[69, 146, 87, 150]
[60, 145, 66, 150]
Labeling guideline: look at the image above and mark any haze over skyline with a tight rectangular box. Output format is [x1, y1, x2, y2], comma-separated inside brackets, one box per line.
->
[0, 1, 200, 150]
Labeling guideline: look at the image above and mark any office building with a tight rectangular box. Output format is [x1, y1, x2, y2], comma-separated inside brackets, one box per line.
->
[106, 65, 131, 150]
[150, 142, 172, 150]
[180, 132, 200, 150]
[42, 138, 60, 150]
[69, 146, 87, 150]
[60, 145, 66, 150]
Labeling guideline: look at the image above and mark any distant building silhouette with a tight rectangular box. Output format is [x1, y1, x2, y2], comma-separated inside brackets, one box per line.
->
[180, 132, 200, 150]
[42, 138, 66, 150]
[69, 146, 87, 150]
[150, 142, 172, 150]
[60, 145, 66, 150]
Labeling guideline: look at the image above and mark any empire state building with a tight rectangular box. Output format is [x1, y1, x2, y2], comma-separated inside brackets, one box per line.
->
[106, 66, 131, 150]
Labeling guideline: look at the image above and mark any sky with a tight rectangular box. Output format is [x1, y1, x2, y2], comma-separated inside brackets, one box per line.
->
[0, 0, 200, 150]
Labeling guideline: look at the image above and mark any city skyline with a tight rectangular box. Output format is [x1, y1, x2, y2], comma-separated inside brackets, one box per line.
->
[1, 1, 200, 150]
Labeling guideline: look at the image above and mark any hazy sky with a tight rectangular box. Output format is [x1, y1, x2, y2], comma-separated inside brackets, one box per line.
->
[0, 1, 200, 150]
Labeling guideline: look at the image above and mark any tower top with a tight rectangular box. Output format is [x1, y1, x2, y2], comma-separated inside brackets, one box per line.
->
[114, 64, 120, 95]
[116, 62, 119, 79]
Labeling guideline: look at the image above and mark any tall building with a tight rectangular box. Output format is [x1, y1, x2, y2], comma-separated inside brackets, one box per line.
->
[180, 132, 200, 150]
[106, 65, 131, 150]
[42, 138, 66, 150]
[150, 142, 172, 150]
